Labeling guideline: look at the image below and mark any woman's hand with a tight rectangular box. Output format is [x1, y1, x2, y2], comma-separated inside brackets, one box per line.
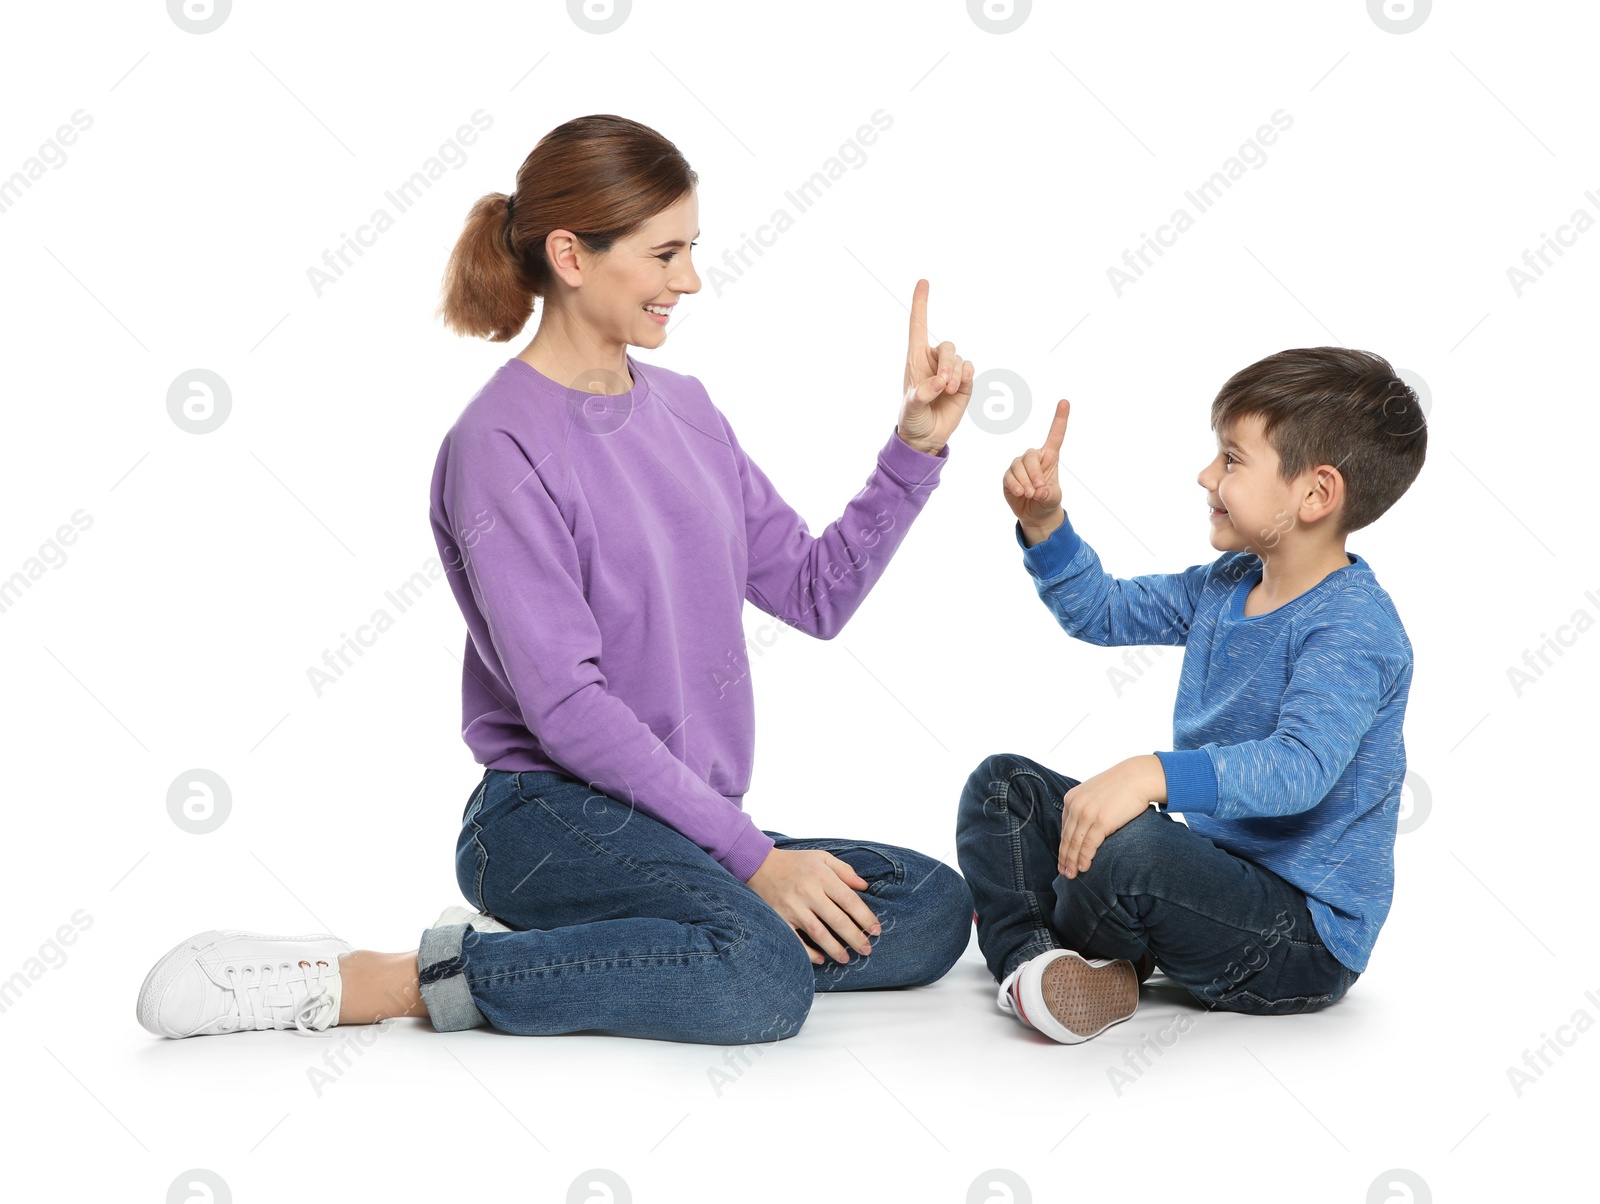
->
[745, 847, 882, 965]
[898, 278, 974, 455]
[1005, 397, 1071, 530]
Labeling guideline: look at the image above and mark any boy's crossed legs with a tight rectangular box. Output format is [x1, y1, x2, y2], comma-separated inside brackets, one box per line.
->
[955, 752, 1358, 1040]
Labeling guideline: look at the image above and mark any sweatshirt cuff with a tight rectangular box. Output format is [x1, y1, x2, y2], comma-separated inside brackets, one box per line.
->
[721, 819, 777, 883]
[1015, 513, 1083, 580]
[1155, 749, 1219, 816]
[878, 425, 949, 492]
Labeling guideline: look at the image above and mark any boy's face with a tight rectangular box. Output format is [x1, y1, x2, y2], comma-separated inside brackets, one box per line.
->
[1196, 413, 1320, 557]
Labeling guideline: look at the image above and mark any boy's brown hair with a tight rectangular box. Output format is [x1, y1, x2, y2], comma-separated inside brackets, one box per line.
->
[1211, 347, 1427, 534]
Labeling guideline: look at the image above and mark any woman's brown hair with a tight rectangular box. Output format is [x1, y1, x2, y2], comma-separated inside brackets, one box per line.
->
[436, 114, 698, 342]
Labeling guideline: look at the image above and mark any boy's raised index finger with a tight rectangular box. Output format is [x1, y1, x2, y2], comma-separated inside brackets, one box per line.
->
[1043, 398, 1070, 453]
[907, 278, 930, 355]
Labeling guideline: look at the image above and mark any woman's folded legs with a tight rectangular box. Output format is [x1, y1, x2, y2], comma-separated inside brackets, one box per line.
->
[416, 770, 972, 1043]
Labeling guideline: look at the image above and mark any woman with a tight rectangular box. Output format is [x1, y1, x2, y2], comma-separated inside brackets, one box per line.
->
[136, 114, 977, 1044]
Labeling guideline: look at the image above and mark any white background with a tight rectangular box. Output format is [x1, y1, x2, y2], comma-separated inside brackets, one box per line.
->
[1, 1, 1593, 1201]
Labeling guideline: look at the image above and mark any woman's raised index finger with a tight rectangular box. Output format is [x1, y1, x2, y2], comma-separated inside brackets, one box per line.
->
[907, 278, 930, 357]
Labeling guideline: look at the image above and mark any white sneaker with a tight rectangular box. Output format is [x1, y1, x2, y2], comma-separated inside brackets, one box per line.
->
[136, 929, 352, 1038]
[433, 904, 511, 933]
[996, 949, 1139, 1044]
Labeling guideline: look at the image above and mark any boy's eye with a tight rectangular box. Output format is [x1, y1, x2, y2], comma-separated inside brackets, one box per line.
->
[1224, 451, 1237, 467]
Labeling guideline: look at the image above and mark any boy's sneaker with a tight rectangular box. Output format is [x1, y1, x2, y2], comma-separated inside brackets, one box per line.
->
[432, 905, 511, 932]
[136, 930, 351, 1038]
[996, 949, 1139, 1044]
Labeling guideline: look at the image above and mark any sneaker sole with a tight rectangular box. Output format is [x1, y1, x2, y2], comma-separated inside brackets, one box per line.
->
[135, 928, 350, 1038]
[1021, 950, 1139, 1044]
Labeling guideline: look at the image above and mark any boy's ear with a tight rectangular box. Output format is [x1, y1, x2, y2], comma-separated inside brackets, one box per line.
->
[1299, 463, 1345, 525]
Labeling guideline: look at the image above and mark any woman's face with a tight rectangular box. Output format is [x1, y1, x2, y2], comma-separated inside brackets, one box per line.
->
[555, 188, 702, 353]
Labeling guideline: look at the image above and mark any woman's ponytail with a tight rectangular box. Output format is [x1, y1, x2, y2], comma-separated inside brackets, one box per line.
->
[435, 190, 532, 343]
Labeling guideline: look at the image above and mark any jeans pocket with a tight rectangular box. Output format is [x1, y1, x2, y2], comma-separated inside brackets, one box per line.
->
[802, 841, 905, 893]
[455, 824, 489, 914]
[519, 771, 639, 841]
[456, 780, 500, 914]
[514, 768, 582, 802]
[1227, 989, 1337, 1016]
[462, 778, 488, 824]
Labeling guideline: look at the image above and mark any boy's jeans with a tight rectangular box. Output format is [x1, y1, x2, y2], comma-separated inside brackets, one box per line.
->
[416, 768, 975, 1044]
[955, 752, 1359, 1015]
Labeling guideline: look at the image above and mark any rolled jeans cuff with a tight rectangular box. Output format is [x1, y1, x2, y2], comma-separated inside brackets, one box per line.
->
[417, 922, 488, 1032]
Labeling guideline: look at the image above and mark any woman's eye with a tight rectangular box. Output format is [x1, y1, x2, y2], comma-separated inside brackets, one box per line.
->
[658, 241, 698, 263]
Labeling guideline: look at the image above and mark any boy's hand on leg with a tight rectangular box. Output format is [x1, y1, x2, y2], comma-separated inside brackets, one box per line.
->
[1058, 757, 1162, 879]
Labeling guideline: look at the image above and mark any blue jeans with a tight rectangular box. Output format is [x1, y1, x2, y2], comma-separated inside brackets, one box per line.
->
[955, 753, 1359, 1015]
[417, 768, 974, 1043]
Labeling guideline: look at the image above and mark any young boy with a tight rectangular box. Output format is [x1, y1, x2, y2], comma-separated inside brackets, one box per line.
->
[955, 347, 1425, 1043]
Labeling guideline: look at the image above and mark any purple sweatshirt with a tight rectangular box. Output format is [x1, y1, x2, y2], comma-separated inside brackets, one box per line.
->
[429, 353, 949, 882]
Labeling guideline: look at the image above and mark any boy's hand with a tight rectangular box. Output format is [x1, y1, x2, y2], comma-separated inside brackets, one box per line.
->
[1005, 398, 1070, 528]
[898, 278, 974, 455]
[1058, 755, 1165, 879]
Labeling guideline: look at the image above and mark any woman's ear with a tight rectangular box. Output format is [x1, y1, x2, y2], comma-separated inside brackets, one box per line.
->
[545, 229, 585, 288]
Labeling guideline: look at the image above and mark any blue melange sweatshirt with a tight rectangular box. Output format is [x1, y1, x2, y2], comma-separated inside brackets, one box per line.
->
[1015, 512, 1414, 972]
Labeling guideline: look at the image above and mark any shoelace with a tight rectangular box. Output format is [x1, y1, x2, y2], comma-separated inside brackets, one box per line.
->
[221, 959, 339, 1036]
[996, 965, 1024, 1017]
